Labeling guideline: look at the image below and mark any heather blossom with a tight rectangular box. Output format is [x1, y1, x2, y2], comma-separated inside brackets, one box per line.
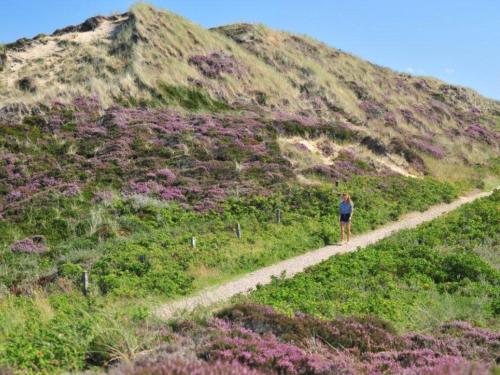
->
[10, 236, 47, 254]
[400, 108, 423, 127]
[114, 304, 498, 375]
[156, 168, 176, 184]
[5, 190, 23, 203]
[465, 123, 497, 144]
[359, 100, 385, 119]
[410, 137, 446, 159]
[72, 95, 101, 113]
[202, 320, 340, 375]
[160, 187, 185, 201]
[188, 51, 243, 79]
[61, 183, 81, 197]
[114, 357, 264, 375]
[273, 111, 318, 128]
[361, 350, 480, 375]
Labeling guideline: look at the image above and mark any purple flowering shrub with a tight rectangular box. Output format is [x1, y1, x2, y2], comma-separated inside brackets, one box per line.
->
[72, 95, 101, 114]
[156, 168, 176, 185]
[1, 93, 495, 217]
[304, 149, 392, 181]
[116, 357, 264, 375]
[61, 183, 81, 197]
[10, 235, 47, 254]
[359, 100, 386, 120]
[389, 138, 426, 172]
[210, 305, 497, 374]
[413, 104, 442, 125]
[200, 319, 342, 375]
[114, 355, 264, 375]
[409, 137, 446, 159]
[465, 123, 498, 144]
[3, 96, 430, 214]
[0, 93, 432, 217]
[122, 305, 497, 375]
[217, 304, 405, 353]
[0, 100, 282, 212]
[188, 51, 243, 79]
[94, 107, 293, 209]
[361, 349, 489, 375]
[427, 321, 500, 362]
[400, 108, 424, 128]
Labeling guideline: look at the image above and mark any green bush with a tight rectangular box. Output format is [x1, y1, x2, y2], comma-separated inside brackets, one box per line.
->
[250, 191, 500, 331]
[1, 175, 459, 296]
[92, 242, 193, 297]
[0, 294, 96, 372]
[0, 293, 158, 373]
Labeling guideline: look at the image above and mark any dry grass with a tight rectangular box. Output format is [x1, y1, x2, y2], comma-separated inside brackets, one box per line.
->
[0, 2, 498, 177]
[277, 136, 332, 169]
[421, 155, 487, 186]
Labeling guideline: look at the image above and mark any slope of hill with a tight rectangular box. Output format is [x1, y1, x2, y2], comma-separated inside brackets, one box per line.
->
[1, 3, 499, 181]
[0, 3, 499, 373]
[0, 0, 498, 305]
[0, 0, 498, 301]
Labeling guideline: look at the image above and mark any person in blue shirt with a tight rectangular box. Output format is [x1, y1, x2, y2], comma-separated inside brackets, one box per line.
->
[339, 193, 353, 243]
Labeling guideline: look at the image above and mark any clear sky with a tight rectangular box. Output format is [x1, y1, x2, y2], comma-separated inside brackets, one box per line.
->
[1, 0, 499, 100]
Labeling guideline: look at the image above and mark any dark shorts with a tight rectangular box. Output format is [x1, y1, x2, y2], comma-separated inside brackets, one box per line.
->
[340, 213, 351, 223]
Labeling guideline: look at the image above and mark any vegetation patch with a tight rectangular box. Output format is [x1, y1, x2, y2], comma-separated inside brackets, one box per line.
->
[111, 304, 498, 375]
[250, 192, 500, 331]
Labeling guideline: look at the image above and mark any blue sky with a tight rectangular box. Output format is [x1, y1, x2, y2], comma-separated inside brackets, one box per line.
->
[1, 0, 499, 100]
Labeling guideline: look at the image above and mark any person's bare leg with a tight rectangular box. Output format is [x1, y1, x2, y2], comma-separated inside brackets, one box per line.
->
[347, 222, 351, 243]
[340, 222, 345, 243]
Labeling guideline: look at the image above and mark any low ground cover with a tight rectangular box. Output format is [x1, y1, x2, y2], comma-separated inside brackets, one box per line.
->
[250, 192, 500, 332]
[1, 175, 458, 297]
[0, 176, 463, 373]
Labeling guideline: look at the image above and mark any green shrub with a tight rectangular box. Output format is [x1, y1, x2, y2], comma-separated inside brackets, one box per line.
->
[92, 242, 193, 297]
[0, 293, 158, 373]
[1, 175, 459, 295]
[0, 294, 96, 372]
[250, 192, 500, 331]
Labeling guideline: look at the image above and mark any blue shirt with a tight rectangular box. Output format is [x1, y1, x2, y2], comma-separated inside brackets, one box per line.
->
[339, 201, 353, 214]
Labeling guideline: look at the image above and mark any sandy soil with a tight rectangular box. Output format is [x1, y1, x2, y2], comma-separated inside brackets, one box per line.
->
[5, 15, 127, 87]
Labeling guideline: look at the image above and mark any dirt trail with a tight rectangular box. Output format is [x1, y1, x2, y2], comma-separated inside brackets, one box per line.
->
[156, 189, 493, 320]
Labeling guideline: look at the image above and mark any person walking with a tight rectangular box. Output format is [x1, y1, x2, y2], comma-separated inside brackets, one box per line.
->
[339, 193, 353, 243]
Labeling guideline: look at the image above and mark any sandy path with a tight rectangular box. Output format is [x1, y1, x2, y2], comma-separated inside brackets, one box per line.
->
[156, 189, 494, 320]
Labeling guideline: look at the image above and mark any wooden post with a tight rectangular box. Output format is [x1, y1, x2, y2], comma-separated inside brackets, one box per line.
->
[276, 209, 282, 224]
[82, 271, 89, 296]
[191, 236, 196, 248]
[236, 223, 242, 239]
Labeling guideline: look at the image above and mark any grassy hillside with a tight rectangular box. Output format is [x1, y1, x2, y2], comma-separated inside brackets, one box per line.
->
[0, 3, 499, 374]
[0, 172, 458, 295]
[0, 4, 498, 179]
